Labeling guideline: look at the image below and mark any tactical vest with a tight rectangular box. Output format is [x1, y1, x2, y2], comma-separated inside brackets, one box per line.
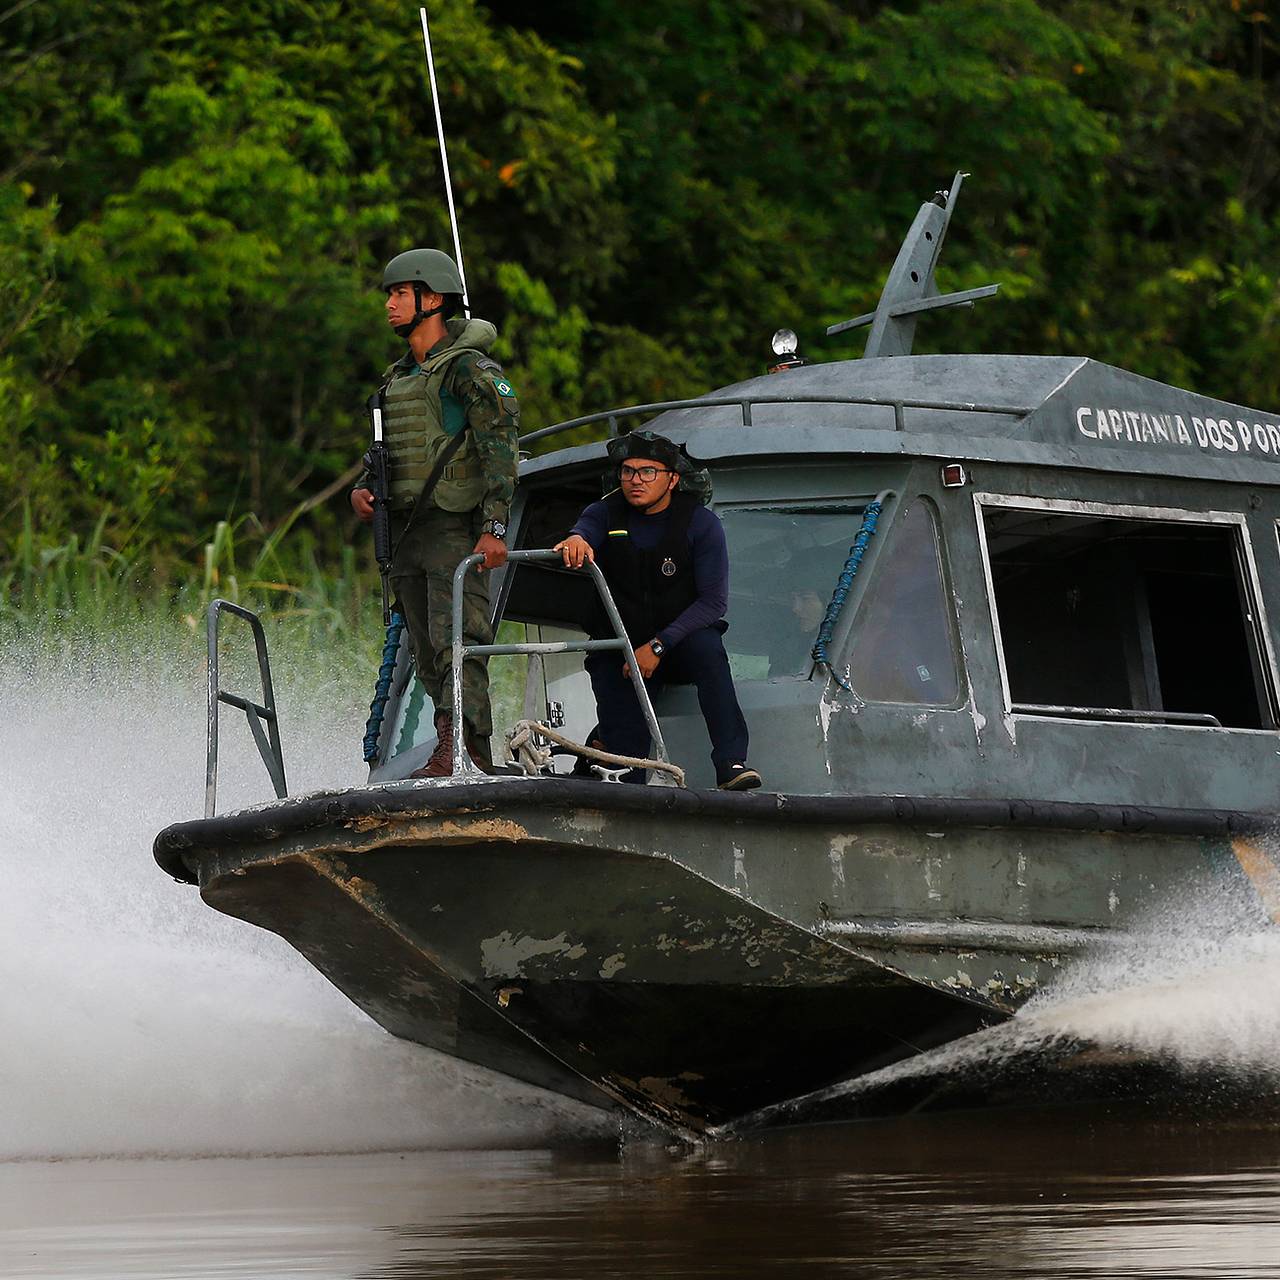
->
[382, 319, 497, 512]
[593, 492, 701, 643]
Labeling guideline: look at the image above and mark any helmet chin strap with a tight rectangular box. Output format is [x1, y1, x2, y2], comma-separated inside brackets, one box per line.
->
[393, 281, 446, 339]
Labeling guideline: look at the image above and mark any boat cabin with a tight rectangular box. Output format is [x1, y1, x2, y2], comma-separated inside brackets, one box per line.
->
[366, 347, 1280, 816]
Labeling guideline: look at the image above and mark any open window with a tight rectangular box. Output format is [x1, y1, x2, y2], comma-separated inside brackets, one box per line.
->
[503, 477, 601, 631]
[981, 500, 1276, 729]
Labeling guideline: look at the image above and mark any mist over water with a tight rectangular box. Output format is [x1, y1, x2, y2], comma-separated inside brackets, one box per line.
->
[0, 630, 611, 1160]
[941, 886, 1280, 1080]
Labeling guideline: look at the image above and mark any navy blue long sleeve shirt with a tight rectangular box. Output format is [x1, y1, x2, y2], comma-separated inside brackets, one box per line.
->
[570, 498, 729, 648]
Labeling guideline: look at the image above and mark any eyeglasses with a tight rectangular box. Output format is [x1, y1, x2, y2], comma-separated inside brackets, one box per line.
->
[619, 464, 671, 483]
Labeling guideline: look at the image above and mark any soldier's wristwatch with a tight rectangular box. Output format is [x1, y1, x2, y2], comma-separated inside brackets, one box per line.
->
[482, 519, 507, 540]
[649, 638, 665, 657]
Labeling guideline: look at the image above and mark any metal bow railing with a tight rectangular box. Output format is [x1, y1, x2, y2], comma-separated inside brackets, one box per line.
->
[448, 549, 677, 783]
[205, 599, 287, 818]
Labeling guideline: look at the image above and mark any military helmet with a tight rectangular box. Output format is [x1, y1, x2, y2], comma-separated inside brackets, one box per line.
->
[381, 248, 465, 295]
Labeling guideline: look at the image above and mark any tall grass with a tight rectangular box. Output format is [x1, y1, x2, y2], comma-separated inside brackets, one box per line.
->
[1, 507, 526, 751]
[1, 504, 386, 687]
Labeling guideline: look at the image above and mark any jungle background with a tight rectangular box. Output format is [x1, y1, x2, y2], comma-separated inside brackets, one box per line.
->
[3, 0, 1278, 665]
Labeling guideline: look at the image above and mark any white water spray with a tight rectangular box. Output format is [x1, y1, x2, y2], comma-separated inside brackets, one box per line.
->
[1017, 887, 1280, 1072]
[739, 850, 1280, 1130]
[0, 631, 611, 1160]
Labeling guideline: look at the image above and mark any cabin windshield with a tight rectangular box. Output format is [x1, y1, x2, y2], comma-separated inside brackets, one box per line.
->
[981, 503, 1276, 730]
[718, 506, 867, 680]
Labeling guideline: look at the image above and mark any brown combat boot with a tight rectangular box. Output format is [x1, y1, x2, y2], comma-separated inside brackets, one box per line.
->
[411, 715, 454, 777]
[411, 714, 491, 778]
[466, 727, 494, 772]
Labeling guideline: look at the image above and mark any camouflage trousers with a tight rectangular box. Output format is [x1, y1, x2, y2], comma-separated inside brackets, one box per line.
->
[390, 505, 494, 740]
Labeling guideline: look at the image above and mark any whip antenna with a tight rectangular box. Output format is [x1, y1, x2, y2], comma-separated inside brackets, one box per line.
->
[419, 5, 469, 311]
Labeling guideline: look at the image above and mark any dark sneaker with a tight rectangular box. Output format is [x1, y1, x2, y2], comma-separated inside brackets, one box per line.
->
[717, 763, 762, 791]
[569, 735, 608, 779]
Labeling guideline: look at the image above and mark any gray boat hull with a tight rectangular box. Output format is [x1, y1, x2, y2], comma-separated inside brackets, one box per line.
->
[154, 777, 1273, 1133]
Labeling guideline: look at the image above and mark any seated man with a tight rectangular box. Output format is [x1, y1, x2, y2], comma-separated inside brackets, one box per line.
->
[553, 431, 761, 791]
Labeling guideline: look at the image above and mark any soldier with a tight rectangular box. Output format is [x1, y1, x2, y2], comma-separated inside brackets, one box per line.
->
[352, 249, 519, 776]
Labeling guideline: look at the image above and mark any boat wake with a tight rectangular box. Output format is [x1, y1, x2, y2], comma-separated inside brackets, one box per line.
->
[726, 873, 1280, 1133]
[0, 632, 613, 1160]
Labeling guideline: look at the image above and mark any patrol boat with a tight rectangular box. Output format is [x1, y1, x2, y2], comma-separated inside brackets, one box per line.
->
[155, 175, 1280, 1137]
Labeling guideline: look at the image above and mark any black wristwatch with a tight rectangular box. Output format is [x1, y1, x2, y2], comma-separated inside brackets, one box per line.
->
[482, 519, 507, 540]
[649, 638, 665, 657]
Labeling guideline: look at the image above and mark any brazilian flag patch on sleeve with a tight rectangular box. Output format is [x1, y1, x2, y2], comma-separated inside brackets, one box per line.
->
[493, 377, 516, 399]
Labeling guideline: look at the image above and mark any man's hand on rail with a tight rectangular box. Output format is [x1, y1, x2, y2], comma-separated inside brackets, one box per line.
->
[553, 534, 595, 569]
[623, 643, 661, 681]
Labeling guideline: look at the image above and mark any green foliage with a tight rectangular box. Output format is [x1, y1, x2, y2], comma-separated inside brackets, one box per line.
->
[2, 0, 1280, 614]
[0, 501, 385, 689]
[534, 0, 1280, 397]
[0, 0, 623, 583]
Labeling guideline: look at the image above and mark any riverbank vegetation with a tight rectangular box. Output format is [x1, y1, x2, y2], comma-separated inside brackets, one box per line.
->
[3, 0, 1278, 633]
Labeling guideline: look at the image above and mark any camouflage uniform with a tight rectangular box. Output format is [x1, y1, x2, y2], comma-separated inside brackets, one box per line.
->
[364, 318, 519, 748]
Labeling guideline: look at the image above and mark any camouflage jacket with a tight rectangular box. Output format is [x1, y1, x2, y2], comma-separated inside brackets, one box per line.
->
[357, 318, 520, 527]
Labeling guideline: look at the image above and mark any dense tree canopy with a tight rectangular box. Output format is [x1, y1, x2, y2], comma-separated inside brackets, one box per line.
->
[2, 0, 1278, 582]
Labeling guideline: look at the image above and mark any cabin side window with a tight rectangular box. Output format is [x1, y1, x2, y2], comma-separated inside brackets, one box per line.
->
[718, 507, 865, 680]
[843, 500, 961, 705]
[981, 503, 1276, 730]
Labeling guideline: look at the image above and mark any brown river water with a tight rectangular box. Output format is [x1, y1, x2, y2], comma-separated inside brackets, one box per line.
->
[4, 648, 1279, 1277]
[3, 1108, 1280, 1278]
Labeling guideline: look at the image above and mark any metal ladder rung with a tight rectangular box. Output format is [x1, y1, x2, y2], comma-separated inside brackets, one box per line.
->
[206, 600, 288, 817]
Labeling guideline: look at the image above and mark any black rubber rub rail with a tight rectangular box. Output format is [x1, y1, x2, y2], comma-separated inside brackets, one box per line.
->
[153, 777, 1278, 885]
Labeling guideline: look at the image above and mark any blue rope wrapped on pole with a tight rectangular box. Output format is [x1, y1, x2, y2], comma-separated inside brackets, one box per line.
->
[811, 496, 886, 692]
[363, 611, 405, 764]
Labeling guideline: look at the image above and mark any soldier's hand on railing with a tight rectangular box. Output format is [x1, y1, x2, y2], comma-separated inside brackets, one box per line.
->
[473, 532, 508, 572]
[553, 534, 595, 569]
[351, 488, 376, 522]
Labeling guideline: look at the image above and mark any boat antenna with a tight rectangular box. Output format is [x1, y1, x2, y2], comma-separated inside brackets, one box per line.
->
[419, 4, 470, 314]
[826, 171, 999, 358]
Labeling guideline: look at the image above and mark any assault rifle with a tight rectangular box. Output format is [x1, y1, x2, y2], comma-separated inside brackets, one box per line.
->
[364, 388, 394, 625]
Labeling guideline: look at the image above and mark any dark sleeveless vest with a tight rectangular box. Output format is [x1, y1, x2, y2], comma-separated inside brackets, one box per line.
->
[592, 492, 700, 643]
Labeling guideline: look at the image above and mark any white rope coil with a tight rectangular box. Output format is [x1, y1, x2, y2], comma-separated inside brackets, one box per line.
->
[504, 719, 686, 787]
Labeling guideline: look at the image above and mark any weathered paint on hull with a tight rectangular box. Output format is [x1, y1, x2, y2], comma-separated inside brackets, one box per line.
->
[155, 778, 1273, 1132]
[198, 839, 994, 1132]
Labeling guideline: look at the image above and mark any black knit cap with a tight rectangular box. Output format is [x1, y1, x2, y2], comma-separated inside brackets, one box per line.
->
[605, 429, 682, 472]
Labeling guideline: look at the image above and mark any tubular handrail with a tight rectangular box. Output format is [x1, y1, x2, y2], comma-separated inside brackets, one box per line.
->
[206, 599, 287, 818]
[520, 392, 1037, 447]
[448, 549, 677, 783]
[1010, 703, 1224, 728]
